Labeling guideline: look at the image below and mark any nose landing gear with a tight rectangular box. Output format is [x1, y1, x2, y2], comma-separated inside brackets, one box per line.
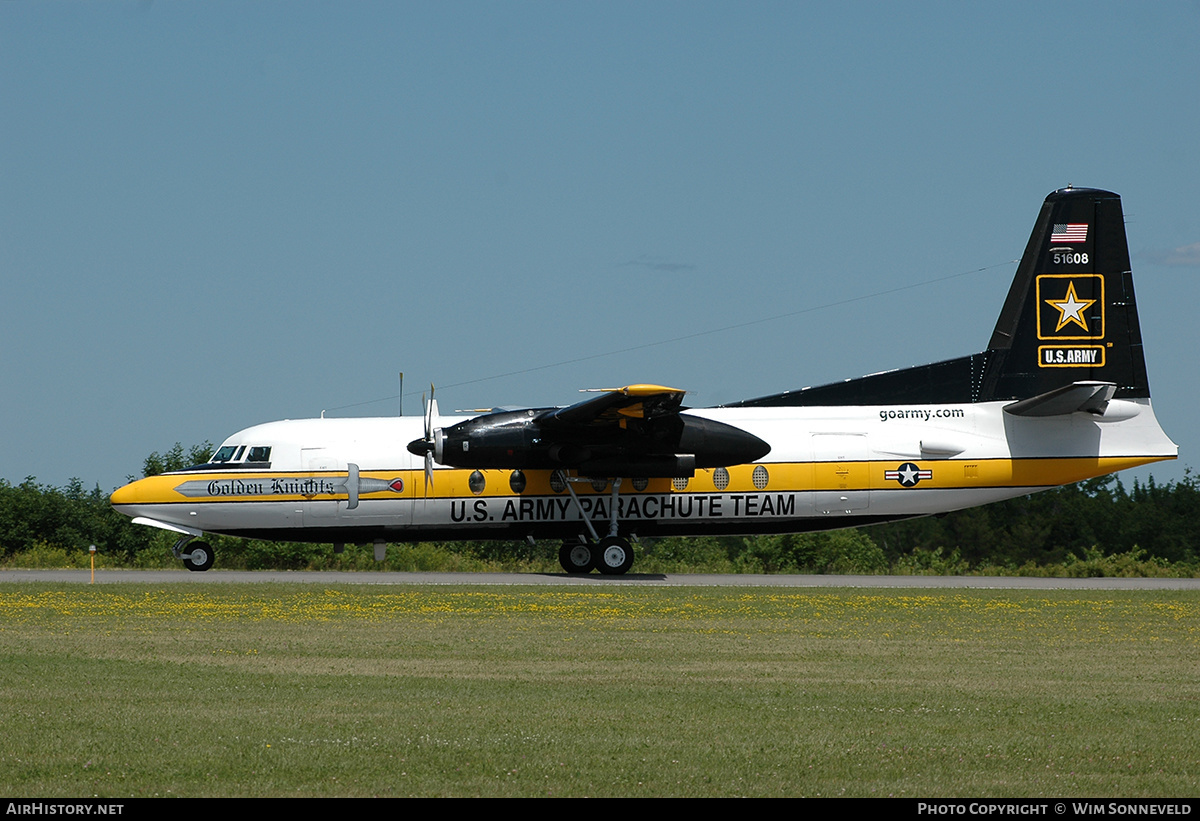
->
[172, 534, 215, 572]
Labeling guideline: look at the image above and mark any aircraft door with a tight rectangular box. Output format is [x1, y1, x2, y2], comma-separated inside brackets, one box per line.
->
[303, 448, 341, 520]
[811, 433, 870, 514]
[298, 450, 412, 526]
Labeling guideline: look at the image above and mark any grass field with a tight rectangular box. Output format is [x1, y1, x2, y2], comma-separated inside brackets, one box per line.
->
[1, 582, 1198, 797]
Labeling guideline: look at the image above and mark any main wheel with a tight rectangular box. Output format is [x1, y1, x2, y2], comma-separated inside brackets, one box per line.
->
[595, 536, 634, 576]
[559, 541, 594, 574]
[183, 540, 215, 572]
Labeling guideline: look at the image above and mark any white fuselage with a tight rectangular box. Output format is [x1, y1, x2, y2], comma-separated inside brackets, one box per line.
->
[109, 399, 1176, 544]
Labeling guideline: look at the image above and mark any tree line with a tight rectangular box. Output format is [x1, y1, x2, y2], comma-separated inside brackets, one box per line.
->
[1, 442, 1196, 574]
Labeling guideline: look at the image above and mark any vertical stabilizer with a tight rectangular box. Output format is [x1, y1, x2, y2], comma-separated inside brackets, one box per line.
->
[981, 187, 1148, 400]
[724, 187, 1154, 410]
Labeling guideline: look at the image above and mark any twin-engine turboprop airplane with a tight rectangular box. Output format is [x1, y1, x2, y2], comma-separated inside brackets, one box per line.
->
[111, 187, 1177, 574]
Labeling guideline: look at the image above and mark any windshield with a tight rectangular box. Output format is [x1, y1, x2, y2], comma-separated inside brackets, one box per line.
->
[212, 445, 239, 463]
[210, 444, 271, 465]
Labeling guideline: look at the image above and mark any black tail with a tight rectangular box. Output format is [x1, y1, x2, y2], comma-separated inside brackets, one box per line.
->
[725, 187, 1150, 409]
[981, 186, 1147, 401]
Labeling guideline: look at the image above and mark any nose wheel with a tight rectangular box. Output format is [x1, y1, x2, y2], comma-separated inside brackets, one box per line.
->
[183, 541, 215, 572]
[172, 535, 215, 572]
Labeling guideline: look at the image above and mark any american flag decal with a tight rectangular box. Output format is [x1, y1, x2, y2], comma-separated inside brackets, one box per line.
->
[1051, 224, 1088, 243]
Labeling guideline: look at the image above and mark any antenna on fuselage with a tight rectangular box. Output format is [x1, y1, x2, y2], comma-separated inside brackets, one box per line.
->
[398, 372, 404, 416]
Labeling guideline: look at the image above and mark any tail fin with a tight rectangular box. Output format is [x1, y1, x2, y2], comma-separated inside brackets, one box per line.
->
[980, 187, 1148, 401]
[724, 187, 1152, 410]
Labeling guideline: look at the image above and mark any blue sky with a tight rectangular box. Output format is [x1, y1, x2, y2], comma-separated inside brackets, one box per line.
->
[2, 1, 1197, 492]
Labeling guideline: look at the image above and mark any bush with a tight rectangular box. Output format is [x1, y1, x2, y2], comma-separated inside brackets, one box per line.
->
[893, 546, 970, 576]
[638, 536, 736, 573]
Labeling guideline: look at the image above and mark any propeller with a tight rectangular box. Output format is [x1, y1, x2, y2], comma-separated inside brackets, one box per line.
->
[406, 384, 441, 490]
[424, 386, 439, 488]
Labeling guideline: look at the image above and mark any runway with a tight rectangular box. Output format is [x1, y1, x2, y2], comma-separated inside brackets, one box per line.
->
[3, 569, 1199, 589]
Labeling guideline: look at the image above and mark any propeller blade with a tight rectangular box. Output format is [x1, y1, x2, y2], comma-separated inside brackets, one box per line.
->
[423, 389, 432, 441]
[420, 384, 438, 491]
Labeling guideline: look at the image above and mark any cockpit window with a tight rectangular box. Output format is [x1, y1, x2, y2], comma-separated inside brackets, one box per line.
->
[209, 444, 270, 467]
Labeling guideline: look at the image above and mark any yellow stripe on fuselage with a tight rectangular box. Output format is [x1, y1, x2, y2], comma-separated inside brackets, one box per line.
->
[111, 455, 1173, 507]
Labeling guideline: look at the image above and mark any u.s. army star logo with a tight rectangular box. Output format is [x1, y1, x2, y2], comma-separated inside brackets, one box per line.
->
[1036, 274, 1105, 340]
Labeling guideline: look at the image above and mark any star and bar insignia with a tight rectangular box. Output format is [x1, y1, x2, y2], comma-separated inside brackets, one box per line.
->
[884, 463, 932, 487]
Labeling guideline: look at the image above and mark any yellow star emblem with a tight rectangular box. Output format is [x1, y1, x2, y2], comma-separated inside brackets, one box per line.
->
[1045, 281, 1096, 333]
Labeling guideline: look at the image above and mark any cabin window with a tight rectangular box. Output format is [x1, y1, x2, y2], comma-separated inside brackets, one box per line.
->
[469, 471, 486, 495]
[509, 470, 526, 494]
[246, 446, 272, 463]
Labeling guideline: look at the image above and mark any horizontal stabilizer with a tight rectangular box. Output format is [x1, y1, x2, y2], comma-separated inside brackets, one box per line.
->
[1003, 381, 1116, 417]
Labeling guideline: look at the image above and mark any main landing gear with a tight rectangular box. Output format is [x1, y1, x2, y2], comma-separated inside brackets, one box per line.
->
[556, 473, 636, 576]
[558, 535, 636, 575]
[172, 535, 215, 572]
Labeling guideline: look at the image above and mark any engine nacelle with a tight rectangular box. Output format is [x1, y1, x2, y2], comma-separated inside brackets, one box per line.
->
[435, 410, 539, 468]
[409, 409, 770, 475]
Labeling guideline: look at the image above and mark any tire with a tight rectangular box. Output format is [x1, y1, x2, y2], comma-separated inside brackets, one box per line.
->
[595, 536, 634, 576]
[559, 541, 594, 574]
[183, 540, 215, 572]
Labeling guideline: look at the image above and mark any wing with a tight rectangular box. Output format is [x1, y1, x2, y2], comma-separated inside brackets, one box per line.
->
[421, 384, 770, 477]
[536, 384, 688, 427]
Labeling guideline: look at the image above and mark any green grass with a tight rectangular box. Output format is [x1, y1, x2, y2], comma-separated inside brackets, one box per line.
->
[1, 583, 1198, 797]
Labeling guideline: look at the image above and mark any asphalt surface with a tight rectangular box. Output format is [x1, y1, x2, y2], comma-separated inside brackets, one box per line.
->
[3, 569, 1199, 589]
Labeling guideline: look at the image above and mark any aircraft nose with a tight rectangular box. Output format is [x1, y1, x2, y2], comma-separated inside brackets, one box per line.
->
[110, 480, 139, 509]
[110, 476, 159, 510]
